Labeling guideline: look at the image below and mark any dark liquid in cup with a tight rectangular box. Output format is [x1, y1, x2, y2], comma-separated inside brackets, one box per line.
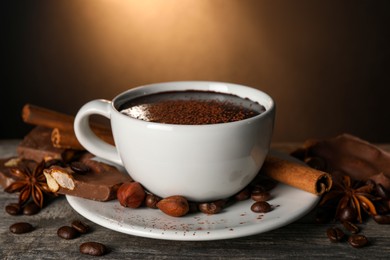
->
[119, 90, 266, 125]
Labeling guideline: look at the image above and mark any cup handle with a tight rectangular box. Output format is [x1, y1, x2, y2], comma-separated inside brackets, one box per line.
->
[74, 99, 122, 165]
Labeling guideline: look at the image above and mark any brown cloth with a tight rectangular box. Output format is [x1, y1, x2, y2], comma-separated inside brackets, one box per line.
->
[294, 133, 390, 190]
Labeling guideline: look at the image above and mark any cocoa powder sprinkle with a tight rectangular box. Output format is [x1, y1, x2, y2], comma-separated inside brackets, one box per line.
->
[120, 91, 265, 125]
[141, 100, 257, 125]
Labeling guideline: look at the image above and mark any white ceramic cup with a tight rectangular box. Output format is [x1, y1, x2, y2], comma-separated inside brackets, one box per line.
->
[74, 81, 275, 202]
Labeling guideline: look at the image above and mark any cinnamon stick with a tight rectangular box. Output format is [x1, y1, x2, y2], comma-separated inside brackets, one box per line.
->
[17, 126, 78, 162]
[261, 156, 332, 195]
[51, 128, 114, 150]
[22, 104, 75, 131]
[22, 104, 113, 150]
[22, 104, 111, 132]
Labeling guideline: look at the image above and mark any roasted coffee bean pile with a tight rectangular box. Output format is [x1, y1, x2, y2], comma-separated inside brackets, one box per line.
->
[293, 139, 390, 249]
[326, 221, 369, 248]
[5, 201, 41, 216]
[56, 220, 108, 256]
[7, 214, 108, 257]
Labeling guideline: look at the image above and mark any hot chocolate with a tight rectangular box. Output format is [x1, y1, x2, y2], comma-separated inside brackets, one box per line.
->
[119, 90, 266, 125]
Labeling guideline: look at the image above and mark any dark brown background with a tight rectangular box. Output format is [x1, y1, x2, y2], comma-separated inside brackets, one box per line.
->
[2, 0, 390, 142]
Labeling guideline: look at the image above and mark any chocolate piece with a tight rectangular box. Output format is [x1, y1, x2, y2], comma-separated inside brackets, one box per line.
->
[0, 158, 18, 189]
[2, 154, 131, 201]
[50, 154, 132, 201]
[17, 126, 77, 162]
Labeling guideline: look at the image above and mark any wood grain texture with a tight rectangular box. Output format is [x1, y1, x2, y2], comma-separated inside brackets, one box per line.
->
[1, 140, 389, 259]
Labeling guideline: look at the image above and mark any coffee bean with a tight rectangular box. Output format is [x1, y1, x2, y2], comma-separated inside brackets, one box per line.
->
[23, 202, 40, 215]
[250, 185, 265, 194]
[348, 234, 369, 248]
[198, 200, 226, 214]
[251, 191, 271, 202]
[9, 222, 34, 234]
[80, 242, 108, 256]
[326, 227, 345, 242]
[251, 201, 272, 213]
[342, 221, 360, 234]
[235, 188, 251, 201]
[338, 206, 357, 222]
[57, 226, 79, 239]
[375, 184, 389, 200]
[373, 214, 390, 225]
[70, 161, 90, 174]
[145, 194, 161, 209]
[71, 220, 90, 234]
[5, 203, 21, 216]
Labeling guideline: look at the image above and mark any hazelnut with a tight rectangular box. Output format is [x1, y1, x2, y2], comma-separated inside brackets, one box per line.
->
[117, 182, 146, 208]
[157, 195, 189, 217]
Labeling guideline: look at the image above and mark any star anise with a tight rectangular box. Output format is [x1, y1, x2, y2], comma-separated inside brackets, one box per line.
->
[4, 160, 52, 208]
[319, 175, 379, 223]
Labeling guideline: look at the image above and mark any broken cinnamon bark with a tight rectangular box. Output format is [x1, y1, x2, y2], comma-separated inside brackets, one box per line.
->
[22, 103, 113, 150]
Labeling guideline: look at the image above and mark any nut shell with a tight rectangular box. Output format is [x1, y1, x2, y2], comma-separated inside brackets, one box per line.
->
[157, 195, 189, 217]
[117, 182, 146, 208]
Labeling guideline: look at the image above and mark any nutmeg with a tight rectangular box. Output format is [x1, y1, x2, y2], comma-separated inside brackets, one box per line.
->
[117, 182, 145, 208]
[156, 195, 189, 217]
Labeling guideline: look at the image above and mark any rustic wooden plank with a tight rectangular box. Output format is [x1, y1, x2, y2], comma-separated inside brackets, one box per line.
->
[1, 140, 389, 259]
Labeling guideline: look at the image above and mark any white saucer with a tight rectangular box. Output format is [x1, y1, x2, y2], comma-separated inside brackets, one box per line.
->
[66, 153, 320, 241]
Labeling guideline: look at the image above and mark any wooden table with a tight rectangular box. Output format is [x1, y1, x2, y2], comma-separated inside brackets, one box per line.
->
[1, 140, 389, 259]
